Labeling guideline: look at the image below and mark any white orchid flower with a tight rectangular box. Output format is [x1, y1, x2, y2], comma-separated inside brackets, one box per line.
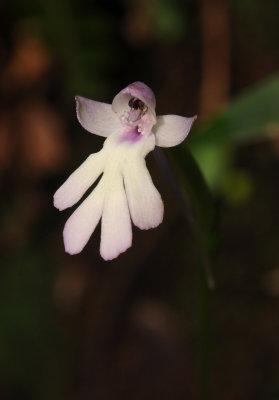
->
[54, 82, 196, 260]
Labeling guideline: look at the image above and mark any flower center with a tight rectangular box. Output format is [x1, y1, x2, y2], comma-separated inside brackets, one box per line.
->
[128, 97, 147, 115]
[120, 97, 148, 127]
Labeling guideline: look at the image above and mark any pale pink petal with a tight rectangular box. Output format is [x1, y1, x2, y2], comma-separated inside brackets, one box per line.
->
[153, 115, 197, 148]
[76, 96, 121, 137]
[100, 174, 132, 260]
[63, 182, 105, 255]
[100, 170, 132, 260]
[53, 151, 105, 211]
[123, 158, 164, 230]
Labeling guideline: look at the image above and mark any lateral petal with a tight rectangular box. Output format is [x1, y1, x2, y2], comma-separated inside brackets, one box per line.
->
[123, 158, 164, 230]
[76, 96, 121, 137]
[100, 169, 132, 260]
[63, 182, 105, 255]
[53, 151, 105, 211]
[153, 114, 197, 148]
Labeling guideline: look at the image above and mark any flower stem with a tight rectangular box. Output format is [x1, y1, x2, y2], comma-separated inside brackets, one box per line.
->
[154, 147, 213, 398]
[198, 253, 211, 400]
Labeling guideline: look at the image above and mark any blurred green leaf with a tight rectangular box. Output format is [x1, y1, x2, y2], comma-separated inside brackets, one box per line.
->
[189, 74, 279, 148]
[0, 248, 62, 399]
[167, 147, 215, 400]
[167, 146, 217, 251]
[187, 74, 279, 192]
[187, 144, 233, 192]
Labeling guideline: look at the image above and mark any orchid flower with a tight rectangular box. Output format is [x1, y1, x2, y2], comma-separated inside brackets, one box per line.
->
[54, 82, 196, 260]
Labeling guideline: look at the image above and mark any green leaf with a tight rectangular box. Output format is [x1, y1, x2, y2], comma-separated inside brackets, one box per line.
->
[167, 146, 217, 251]
[189, 74, 279, 148]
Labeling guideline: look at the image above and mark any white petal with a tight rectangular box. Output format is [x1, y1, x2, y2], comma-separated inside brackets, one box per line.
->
[123, 158, 164, 230]
[153, 114, 197, 148]
[76, 96, 121, 137]
[54, 151, 105, 211]
[63, 182, 105, 255]
[100, 169, 132, 260]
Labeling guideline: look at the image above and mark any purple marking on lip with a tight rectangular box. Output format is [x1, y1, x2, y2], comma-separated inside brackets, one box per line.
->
[119, 126, 142, 143]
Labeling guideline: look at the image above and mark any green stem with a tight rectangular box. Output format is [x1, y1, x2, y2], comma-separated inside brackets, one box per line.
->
[199, 254, 210, 400]
[154, 147, 213, 399]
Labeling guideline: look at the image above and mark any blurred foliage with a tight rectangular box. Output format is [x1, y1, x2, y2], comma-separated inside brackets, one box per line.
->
[188, 74, 279, 191]
[147, 0, 187, 40]
[0, 248, 63, 400]
[190, 74, 279, 147]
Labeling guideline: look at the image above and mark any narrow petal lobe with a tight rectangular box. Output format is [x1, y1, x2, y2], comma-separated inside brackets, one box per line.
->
[100, 169, 132, 260]
[123, 158, 163, 230]
[54, 152, 105, 211]
[63, 182, 105, 255]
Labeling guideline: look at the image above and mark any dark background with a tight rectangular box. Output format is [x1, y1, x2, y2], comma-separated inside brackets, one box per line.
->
[0, 0, 279, 399]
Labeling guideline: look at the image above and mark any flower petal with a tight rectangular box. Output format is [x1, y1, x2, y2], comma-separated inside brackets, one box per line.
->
[123, 158, 164, 230]
[76, 96, 121, 137]
[63, 182, 105, 255]
[53, 151, 105, 211]
[112, 82, 156, 118]
[100, 169, 132, 260]
[153, 114, 197, 148]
